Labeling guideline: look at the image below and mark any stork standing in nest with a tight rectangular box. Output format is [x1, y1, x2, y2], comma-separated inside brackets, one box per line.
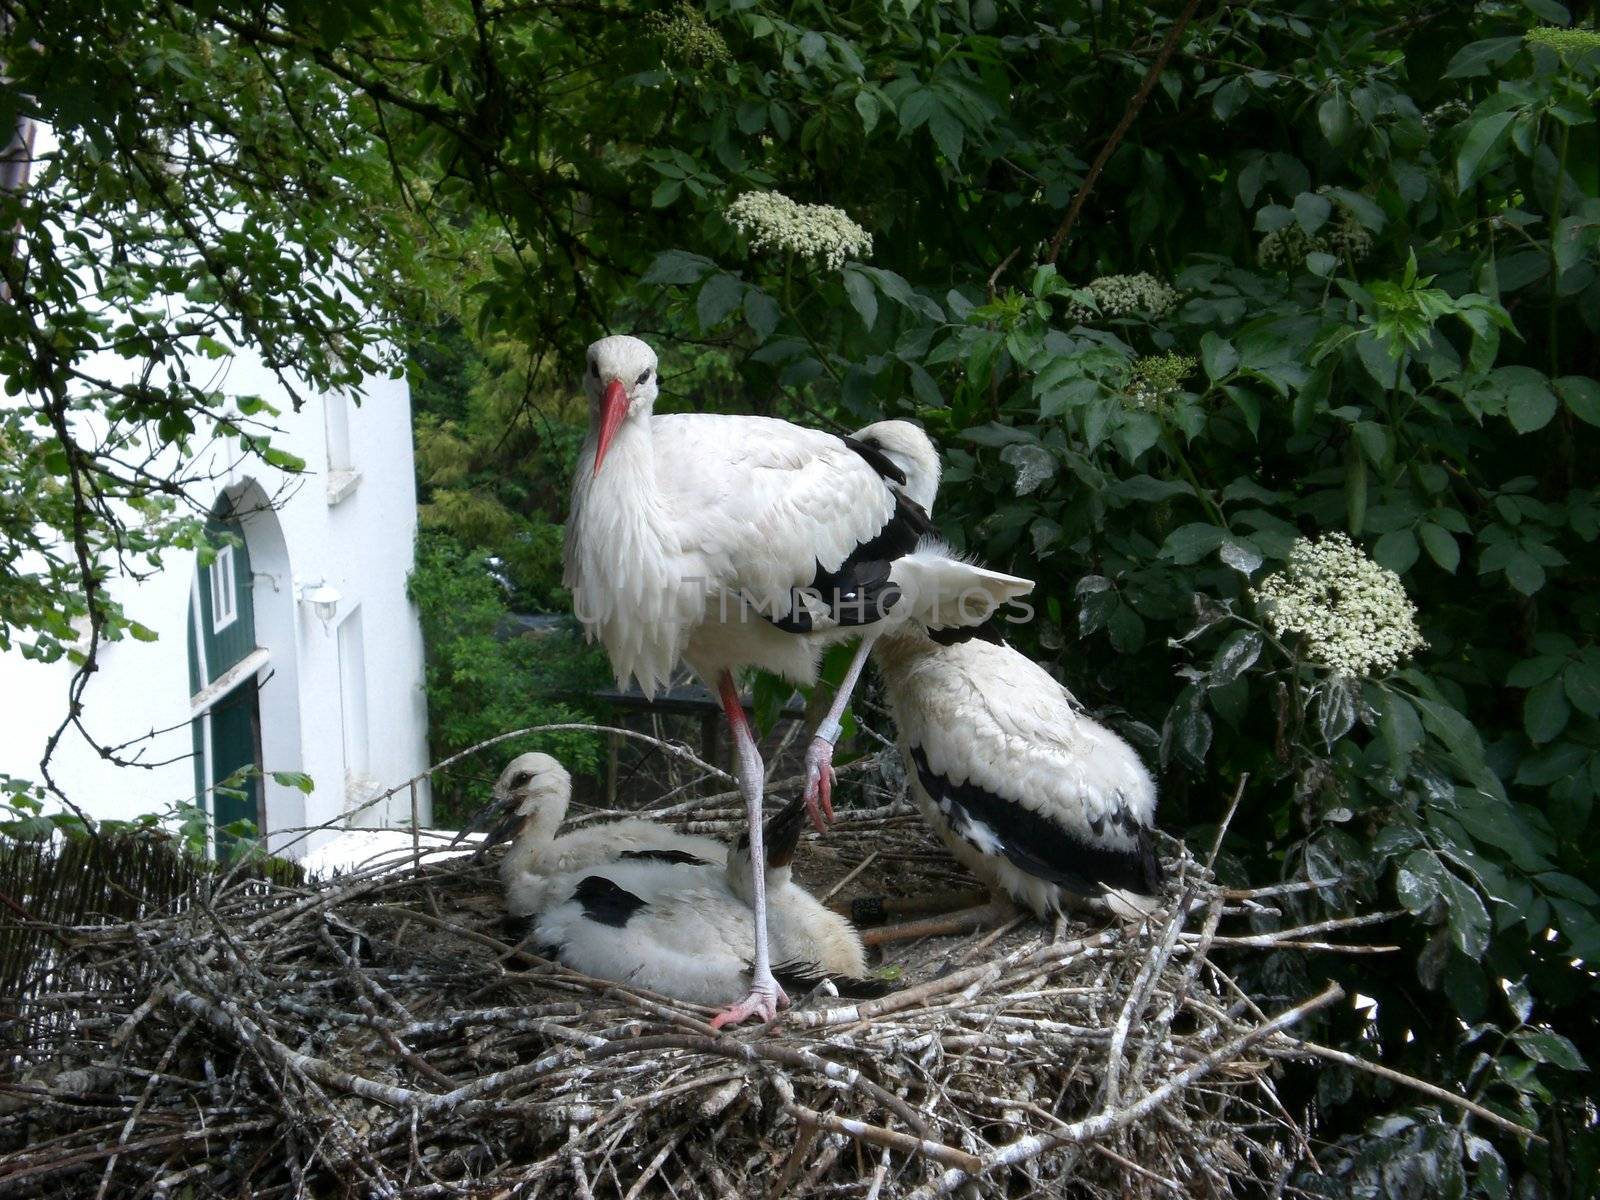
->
[564, 335, 1033, 1024]
[850, 422, 1166, 934]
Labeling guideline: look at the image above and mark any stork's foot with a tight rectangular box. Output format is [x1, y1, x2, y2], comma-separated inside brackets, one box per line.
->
[802, 737, 837, 833]
[710, 978, 790, 1029]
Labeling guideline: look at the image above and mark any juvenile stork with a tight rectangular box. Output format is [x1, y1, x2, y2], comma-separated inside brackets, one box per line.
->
[466, 752, 726, 917]
[851, 421, 1165, 926]
[531, 794, 884, 1008]
[875, 623, 1165, 923]
[565, 335, 1032, 1024]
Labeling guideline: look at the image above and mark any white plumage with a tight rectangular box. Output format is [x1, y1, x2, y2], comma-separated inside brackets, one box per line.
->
[875, 627, 1164, 920]
[854, 420, 1165, 921]
[563, 335, 1032, 1024]
[467, 753, 727, 917]
[531, 797, 875, 1006]
[563, 343, 1029, 698]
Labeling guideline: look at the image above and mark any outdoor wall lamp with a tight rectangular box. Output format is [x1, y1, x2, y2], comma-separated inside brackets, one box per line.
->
[298, 581, 342, 629]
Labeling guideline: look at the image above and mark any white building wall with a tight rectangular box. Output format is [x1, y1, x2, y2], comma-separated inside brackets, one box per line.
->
[0, 348, 433, 859]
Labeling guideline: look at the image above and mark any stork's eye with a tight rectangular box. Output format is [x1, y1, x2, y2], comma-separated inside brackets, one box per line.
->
[509, 772, 532, 789]
[587, 360, 598, 378]
[636, 369, 651, 386]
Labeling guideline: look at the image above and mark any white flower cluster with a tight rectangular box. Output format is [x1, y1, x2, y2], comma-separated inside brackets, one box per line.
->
[1258, 209, 1373, 269]
[1422, 99, 1470, 133]
[1526, 26, 1600, 55]
[724, 191, 873, 272]
[1253, 532, 1426, 679]
[645, 3, 731, 66]
[1064, 272, 1180, 324]
[1126, 352, 1196, 411]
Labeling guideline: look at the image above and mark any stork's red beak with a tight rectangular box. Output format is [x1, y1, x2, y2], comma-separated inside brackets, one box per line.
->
[593, 379, 628, 475]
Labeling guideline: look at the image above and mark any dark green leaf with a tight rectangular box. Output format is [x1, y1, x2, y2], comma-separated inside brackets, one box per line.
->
[1418, 523, 1460, 573]
[696, 273, 745, 330]
[1440, 870, 1492, 959]
[1457, 111, 1517, 191]
[1200, 332, 1238, 382]
[842, 268, 878, 330]
[1525, 677, 1570, 744]
[642, 249, 715, 286]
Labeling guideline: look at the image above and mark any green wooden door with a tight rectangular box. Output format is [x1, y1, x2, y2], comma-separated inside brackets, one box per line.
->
[207, 682, 262, 862]
[187, 503, 264, 861]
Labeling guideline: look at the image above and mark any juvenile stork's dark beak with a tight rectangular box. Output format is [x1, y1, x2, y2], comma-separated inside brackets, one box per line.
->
[455, 793, 526, 862]
[762, 794, 808, 869]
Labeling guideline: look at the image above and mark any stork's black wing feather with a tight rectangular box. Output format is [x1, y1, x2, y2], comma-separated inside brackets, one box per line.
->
[772, 961, 895, 1000]
[763, 485, 936, 634]
[910, 747, 1164, 899]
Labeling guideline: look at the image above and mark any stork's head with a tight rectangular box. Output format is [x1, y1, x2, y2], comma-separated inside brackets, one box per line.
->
[852, 420, 941, 513]
[583, 335, 660, 475]
[466, 752, 571, 859]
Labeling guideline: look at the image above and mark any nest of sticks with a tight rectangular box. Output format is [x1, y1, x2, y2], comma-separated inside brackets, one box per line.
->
[5, 751, 1498, 1199]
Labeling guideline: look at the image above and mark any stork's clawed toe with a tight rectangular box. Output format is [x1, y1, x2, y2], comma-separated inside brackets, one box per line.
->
[803, 738, 837, 832]
[710, 979, 790, 1029]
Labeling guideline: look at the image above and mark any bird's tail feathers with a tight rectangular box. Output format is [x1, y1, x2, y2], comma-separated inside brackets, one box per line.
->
[1102, 887, 1162, 921]
[772, 961, 896, 1000]
[891, 542, 1034, 630]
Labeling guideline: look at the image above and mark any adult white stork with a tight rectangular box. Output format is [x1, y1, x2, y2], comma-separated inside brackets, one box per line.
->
[526, 793, 885, 1007]
[465, 752, 727, 917]
[565, 335, 1033, 1024]
[850, 420, 1166, 926]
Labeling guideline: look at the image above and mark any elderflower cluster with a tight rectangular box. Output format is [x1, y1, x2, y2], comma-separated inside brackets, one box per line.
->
[1526, 26, 1600, 55]
[1253, 532, 1426, 679]
[1125, 352, 1196, 411]
[1422, 99, 1470, 133]
[724, 191, 873, 272]
[645, 3, 731, 66]
[1258, 209, 1373, 269]
[1064, 272, 1180, 323]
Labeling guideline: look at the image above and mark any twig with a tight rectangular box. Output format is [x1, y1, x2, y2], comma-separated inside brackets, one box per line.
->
[786, 1102, 982, 1176]
[1044, 0, 1207, 263]
[1278, 1038, 1542, 1144]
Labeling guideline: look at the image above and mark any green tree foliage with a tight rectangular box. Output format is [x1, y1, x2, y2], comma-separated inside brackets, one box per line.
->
[7, 0, 1600, 1189]
[407, 531, 605, 827]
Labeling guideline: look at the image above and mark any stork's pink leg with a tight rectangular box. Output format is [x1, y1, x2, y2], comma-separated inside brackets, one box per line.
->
[802, 631, 880, 833]
[711, 672, 789, 1028]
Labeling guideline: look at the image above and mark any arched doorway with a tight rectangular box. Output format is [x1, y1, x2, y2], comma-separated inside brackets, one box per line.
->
[186, 500, 264, 860]
[185, 480, 308, 859]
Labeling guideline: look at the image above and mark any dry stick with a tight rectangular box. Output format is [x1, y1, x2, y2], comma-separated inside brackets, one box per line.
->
[863, 1145, 894, 1200]
[1207, 773, 1249, 871]
[1222, 878, 1343, 900]
[817, 850, 880, 904]
[620, 1130, 686, 1200]
[790, 931, 1119, 1029]
[586, 1034, 927, 1136]
[1089, 1142, 1184, 1194]
[93, 1013, 200, 1200]
[1279, 1037, 1542, 1143]
[1044, 0, 1207, 264]
[785, 1102, 983, 1177]
[165, 986, 429, 1110]
[768, 1118, 820, 1200]
[910, 982, 1345, 1199]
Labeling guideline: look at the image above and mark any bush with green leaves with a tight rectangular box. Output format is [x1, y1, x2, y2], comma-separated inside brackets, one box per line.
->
[622, 3, 1600, 1192]
[407, 530, 607, 828]
[11, 0, 1600, 1190]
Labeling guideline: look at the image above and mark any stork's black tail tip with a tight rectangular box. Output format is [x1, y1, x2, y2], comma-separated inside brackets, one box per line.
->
[773, 961, 896, 1001]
